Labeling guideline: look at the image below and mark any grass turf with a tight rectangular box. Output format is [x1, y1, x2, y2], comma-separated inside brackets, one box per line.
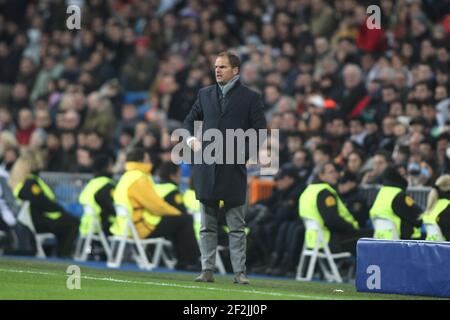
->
[0, 257, 445, 300]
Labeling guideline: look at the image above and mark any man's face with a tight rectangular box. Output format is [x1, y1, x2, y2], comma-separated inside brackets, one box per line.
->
[215, 56, 238, 85]
[86, 134, 102, 150]
[373, 155, 388, 175]
[293, 151, 307, 168]
[319, 163, 339, 186]
[348, 153, 362, 172]
[18, 109, 33, 130]
[349, 120, 363, 135]
[143, 152, 151, 164]
[275, 175, 294, 190]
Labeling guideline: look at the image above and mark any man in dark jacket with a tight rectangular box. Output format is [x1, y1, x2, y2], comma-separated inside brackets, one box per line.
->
[338, 172, 369, 228]
[251, 164, 304, 276]
[155, 161, 201, 271]
[183, 51, 267, 284]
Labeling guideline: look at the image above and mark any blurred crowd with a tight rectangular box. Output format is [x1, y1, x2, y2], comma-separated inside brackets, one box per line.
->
[0, 0, 449, 186]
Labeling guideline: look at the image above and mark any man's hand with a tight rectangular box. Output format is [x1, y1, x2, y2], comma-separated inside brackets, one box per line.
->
[188, 137, 202, 152]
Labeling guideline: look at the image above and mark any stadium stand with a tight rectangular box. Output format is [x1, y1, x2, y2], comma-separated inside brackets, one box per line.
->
[0, 0, 449, 281]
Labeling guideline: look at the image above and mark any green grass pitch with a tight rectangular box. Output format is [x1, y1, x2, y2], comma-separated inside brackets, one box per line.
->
[0, 257, 445, 300]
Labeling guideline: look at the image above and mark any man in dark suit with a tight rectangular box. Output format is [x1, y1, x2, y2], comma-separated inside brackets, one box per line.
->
[183, 52, 267, 284]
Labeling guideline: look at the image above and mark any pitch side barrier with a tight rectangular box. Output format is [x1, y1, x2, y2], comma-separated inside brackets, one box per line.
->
[40, 173, 432, 208]
[356, 238, 450, 298]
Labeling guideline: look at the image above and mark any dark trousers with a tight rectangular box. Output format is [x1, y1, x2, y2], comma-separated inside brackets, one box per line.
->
[149, 214, 200, 266]
[269, 220, 305, 272]
[329, 228, 374, 255]
[34, 214, 79, 258]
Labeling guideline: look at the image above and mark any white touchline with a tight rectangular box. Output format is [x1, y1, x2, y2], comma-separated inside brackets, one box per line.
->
[0, 268, 344, 300]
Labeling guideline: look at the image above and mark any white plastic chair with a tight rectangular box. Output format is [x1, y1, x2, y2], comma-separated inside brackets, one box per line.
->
[296, 218, 351, 283]
[424, 223, 444, 241]
[17, 201, 56, 258]
[373, 217, 399, 240]
[107, 205, 176, 270]
[74, 205, 112, 262]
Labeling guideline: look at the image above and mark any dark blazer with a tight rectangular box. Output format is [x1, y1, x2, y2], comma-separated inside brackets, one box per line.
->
[183, 81, 267, 206]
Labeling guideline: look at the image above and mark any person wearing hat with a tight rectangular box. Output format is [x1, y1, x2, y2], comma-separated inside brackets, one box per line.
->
[299, 161, 369, 255]
[79, 154, 116, 240]
[121, 36, 158, 91]
[266, 164, 304, 269]
[421, 175, 450, 241]
[338, 171, 369, 228]
[409, 116, 428, 133]
[153, 161, 201, 271]
[369, 166, 423, 239]
[247, 163, 303, 275]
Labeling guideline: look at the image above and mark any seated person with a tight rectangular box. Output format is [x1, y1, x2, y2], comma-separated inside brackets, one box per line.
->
[110, 148, 200, 271]
[299, 161, 372, 255]
[79, 154, 116, 237]
[338, 172, 369, 228]
[9, 149, 79, 258]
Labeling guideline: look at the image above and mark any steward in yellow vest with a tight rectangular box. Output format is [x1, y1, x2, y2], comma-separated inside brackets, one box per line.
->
[421, 175, 450, 241]
[369, 166, 423, 239]
[154, 161, 200, 270]
[299, 162, 371, 254]
[111, 149, 200, 271]
[79, 155, 116, 237]
[15, 172, 79, 258]
[155, 162, 188, 214]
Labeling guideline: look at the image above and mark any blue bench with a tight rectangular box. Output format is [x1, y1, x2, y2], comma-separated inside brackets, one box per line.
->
[356, 238, 450, 298]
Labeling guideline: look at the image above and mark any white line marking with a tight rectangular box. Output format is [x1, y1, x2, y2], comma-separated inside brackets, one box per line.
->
[0, 267, 342, 300]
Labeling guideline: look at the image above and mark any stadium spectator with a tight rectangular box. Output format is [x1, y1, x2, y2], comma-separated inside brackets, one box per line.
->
[336, 64, 367, 117]
[361, 150, 391, 184]
[120, 36, 158, 91]
[15, 108, 36, 146]
[9, 148, 79, 258]
[0, 165, 18, 233]
[338, 171, 369, 228]
[0, 0, 448, 277]
[346, 149, 366, 181]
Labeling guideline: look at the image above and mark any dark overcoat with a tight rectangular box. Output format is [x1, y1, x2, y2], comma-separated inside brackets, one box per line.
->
[183, 81, 267, 206]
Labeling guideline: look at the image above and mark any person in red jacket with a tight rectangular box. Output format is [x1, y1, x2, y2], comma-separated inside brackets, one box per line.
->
[354, 5, 387, 54]
[15, 108, 36, 146]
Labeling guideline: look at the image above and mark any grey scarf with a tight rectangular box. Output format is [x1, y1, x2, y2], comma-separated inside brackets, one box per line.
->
[218, 75, 240, 97]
